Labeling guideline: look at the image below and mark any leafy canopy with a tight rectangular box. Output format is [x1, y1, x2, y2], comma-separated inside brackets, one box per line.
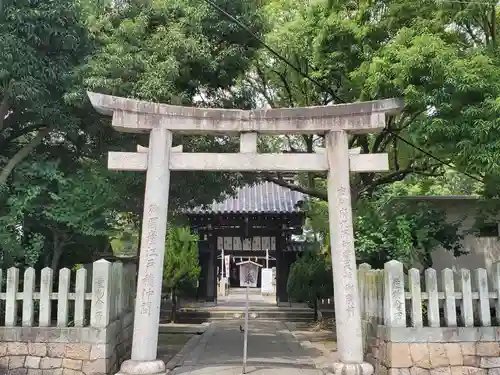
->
[287, 250, 333, 305]
[163, 226, 201, 295]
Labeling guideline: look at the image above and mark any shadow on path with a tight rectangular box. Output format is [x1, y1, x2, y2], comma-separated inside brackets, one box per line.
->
[167, 320, 324, 375]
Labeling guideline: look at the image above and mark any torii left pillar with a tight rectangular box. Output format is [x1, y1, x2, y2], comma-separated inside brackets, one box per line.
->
[117, 128, 172, 375]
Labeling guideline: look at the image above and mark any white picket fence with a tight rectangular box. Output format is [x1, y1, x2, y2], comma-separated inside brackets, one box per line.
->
[321, 260, 500, 328]
[0, 259, 136, 327]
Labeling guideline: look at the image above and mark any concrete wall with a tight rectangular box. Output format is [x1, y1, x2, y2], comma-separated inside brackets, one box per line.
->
[358, 258, 500, 375]
[408, 198, 500, 275]
[0, 312, 133, 375]
[0, 260, 136, 375]
[366, 326, 500, 375]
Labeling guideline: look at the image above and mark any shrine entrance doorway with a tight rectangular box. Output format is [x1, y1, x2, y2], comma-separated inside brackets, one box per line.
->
[185, 181, 304, 302]
[88, 92, 403, 375]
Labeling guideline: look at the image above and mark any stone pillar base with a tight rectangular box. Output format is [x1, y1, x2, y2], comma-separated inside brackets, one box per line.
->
[116, 360, 167, 375]
[329, 362, 374, 375]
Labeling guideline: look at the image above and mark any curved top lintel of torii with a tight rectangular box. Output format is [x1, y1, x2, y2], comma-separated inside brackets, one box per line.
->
[87, 91, 404, 135]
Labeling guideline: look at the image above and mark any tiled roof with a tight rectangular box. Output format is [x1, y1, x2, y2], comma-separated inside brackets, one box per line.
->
[185, 181, 305, 214]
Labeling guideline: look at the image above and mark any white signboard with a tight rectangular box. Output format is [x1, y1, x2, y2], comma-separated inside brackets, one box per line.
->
[261, 268, 274, 294]
[239, 262, 260, 288]
[224, 255, 230, 279]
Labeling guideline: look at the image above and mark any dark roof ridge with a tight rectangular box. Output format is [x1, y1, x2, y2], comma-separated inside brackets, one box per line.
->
[184, 181, 306, 214]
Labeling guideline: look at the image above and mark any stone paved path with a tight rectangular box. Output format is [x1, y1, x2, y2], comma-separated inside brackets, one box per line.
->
[168, 320, 324, 375]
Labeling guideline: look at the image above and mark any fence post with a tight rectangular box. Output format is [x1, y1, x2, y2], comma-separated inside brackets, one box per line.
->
[424, 268, 439, 328]
[365, 270, 377, 320]
[113, 262, 123, 318]
[124, 263, 137, 311]
[91, 259, 112, 328]
[408, 268, 422, 328]
[74, 267, 87, 327]
[57, 268, 71, 327]
[441, 268, 457, 327]
[459, 268, 474, 327]
[475, 268, 491, 326]
[376, 270, 384, 324]
[39, 267, 54, 327]
[384, 260, 406, 327]
[5, 267, 19, 327]
[493, 262, 500, 324]
[109, 263, 117, 321]
[22, 267, 36, 327]
[358, 263, 371, 319]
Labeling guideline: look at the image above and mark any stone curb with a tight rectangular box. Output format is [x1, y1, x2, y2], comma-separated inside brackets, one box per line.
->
[283, 321, 334, 375]
[165, 322, 212, 372]
[159, 323, 208, 335]
[165, 335, 202, 372]
[178, 322, 217, 367]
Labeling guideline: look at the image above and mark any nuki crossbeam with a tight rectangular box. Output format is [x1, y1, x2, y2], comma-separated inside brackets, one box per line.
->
[107, 149, 389, 173]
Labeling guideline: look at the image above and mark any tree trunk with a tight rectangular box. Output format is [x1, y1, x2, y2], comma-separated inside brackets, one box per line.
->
[313, 297, 318, 321]
[50, 231, 64, 271]
[51, 246, 63, 271]
[171, 288, 177, 323]
[0, 128, 49, 185]
[44, 251, 51, 268]
[316, 297, 323, 321]
[0, 80, 13, 131]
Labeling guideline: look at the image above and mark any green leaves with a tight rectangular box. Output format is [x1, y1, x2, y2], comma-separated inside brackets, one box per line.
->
[163, 226, 201, 295]
[0, 0, 267, 271]
[287, 250, 333, 306]
[251, 0, 500, 201]
[0, 160, 119, 268]
[80, 0, 263, 103]
[303, 178, 466, 268]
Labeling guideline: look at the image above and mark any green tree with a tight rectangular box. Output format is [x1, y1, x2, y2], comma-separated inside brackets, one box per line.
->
[0, 0, 93, 184]
[110, 212, 140, 257]
[163, 226, 201, 322]
[240, 0, 500, 265]
[287, 250, 333, 320]
[0, 0, 121, 269]
[67, 0, 267, 217]
[0, 0, 267, 270]
[303, 178, 466, 268]
[249, 0, 498, 201]
[0, 160, 120, 269]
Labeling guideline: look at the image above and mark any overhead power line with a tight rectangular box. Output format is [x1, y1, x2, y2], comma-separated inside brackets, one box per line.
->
[203, 0, 344, 103]
[203, 0, 485, 184]
[435, 0, 498, 5]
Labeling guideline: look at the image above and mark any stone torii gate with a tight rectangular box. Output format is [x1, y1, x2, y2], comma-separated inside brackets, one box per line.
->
[87, 92, 403, 375]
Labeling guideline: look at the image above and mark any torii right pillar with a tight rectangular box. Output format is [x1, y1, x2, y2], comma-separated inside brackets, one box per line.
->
[326, 130, 372, 375]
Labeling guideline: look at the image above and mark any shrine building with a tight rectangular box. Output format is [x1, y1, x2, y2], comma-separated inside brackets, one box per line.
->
[184, 181, 307, 304]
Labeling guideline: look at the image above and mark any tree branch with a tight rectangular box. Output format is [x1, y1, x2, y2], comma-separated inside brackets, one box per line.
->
[348, 135, 359, 148]
[272, 68, 295, 107]
[1, 124, 47, 148]
[262, 174, 327, 201]
[489, 5, 496, 47]
[463, 22, 482, 45]
[0, 80, 13, 131]
[361, 165, 444, 196]
[253, 63, 277, 108]
[0, 128, 50, 185]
